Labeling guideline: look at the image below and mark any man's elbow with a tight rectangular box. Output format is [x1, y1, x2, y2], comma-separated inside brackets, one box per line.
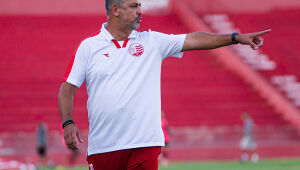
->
[58, 82, 77, 101]
[58, 83, 66, 104]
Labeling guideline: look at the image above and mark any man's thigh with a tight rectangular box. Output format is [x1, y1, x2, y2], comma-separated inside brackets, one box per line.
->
[127, 147, 161, 170]
[87, 150, 125, 170]
[87, 147, 161, 170]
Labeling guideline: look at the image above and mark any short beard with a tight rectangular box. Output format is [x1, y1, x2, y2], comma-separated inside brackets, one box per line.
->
[120, 16, 141, 30]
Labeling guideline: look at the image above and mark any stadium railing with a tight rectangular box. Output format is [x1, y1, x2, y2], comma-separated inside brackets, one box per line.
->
[171, 0, 300, 131]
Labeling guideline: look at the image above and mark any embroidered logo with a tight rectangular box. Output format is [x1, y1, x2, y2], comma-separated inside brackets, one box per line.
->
[103, 53, 110, 57]
[129, 43, 144, 57]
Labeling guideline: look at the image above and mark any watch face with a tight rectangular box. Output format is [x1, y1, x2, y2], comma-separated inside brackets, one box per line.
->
[232, 33, 239, 44]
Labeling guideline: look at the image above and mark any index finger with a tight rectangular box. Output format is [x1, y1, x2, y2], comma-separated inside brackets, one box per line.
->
[254, 29, 271, 36]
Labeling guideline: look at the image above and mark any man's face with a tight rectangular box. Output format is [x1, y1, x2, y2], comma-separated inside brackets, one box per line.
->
[119, 0, 143, 30]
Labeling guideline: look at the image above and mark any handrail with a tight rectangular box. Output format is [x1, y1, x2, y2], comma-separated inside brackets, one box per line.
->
[171, 0, 300, 131]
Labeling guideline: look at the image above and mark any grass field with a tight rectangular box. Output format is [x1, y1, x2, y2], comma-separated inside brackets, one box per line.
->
[47, 159, 300, 170]
[158, 159, 300, 170]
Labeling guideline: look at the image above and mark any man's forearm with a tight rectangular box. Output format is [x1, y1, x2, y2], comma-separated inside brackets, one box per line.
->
[182, 29, 270, 52]
[59, 94, 74, 123]
[58, 83, 77, 123]
[182, 32, 233, 51]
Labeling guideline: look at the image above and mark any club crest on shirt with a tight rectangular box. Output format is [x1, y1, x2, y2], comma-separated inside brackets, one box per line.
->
[129, 43, 144, 57]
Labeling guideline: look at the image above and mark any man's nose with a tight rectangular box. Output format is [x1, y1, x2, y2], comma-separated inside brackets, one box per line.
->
[137, 7, 143, 15]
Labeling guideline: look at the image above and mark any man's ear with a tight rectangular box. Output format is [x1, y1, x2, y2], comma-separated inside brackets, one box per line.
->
[111, 4, 120, 17]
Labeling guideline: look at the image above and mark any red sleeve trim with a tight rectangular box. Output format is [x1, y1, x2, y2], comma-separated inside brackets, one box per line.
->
[62, 53, 76, 82]
[62, 31, 101, 82]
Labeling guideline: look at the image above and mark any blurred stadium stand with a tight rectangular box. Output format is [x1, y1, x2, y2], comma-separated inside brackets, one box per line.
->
[0, 0, 300, 166]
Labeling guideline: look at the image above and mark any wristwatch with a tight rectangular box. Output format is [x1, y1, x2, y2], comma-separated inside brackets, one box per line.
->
[62, 120, 75, 129]
[231, 32, 239, 44]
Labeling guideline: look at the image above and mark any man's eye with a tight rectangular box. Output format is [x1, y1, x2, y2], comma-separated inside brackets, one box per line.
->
[131, 3, 141, 7]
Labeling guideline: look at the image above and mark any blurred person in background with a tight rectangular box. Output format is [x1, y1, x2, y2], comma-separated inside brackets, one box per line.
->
[67, 149, 79, 170]
[160, 111, 171, 167]
[240, 112, 259, 163]
[36, 115, 53, 168]
[58, 0, 270, 169]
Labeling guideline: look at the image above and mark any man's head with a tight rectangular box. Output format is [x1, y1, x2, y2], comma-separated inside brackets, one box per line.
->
[105, 0, 143, 30]
[105, 0, 125, 16]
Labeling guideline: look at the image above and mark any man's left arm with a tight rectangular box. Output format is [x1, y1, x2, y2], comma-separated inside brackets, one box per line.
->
[182, 29, 271, 52]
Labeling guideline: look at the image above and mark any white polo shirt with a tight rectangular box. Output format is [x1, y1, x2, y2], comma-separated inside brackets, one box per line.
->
[63, 23, 186, 155]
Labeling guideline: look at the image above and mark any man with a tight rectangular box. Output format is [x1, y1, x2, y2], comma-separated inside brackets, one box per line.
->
[240, 112, 259, 163]
[36, 115, 54, 168]
[58, 0, 270, 169]
[36, 117, 48, 168]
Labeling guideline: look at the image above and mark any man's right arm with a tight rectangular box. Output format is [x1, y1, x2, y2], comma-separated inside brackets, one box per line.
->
[182, 30, 271, 52]
[58, 82, 83, 150]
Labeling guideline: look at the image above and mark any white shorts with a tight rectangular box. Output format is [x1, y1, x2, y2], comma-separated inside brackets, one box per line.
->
[240, 136, 256, 150]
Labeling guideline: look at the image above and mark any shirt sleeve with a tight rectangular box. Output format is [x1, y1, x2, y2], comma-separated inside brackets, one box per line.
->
[62, 41, 88, 88]
[151, 31, 186, 60]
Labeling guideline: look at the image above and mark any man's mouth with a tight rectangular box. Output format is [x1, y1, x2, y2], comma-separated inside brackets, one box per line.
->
[136, 16, 142, 23]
